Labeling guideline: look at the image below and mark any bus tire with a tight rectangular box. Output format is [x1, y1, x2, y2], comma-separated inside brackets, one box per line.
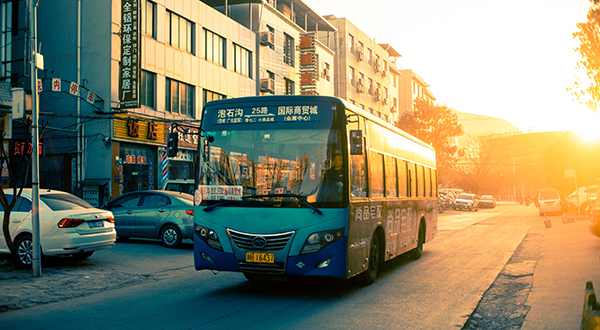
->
[359, 233, 380, 286]
[409, 222, 425, 260]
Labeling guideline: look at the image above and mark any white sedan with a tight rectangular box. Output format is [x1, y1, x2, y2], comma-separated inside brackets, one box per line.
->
[0, 189, 116, 267]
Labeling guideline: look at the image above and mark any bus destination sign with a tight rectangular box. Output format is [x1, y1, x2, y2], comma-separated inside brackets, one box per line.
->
[213, 105, 321, 125]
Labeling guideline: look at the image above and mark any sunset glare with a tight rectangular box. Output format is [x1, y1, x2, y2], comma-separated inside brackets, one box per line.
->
[303, 0, 593, 133]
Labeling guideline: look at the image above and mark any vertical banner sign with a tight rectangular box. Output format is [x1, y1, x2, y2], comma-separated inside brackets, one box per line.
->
[120, 0, 140, 109]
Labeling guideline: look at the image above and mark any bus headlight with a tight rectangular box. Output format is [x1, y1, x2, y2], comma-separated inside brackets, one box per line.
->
[195, 224, 223, 251]
[301, 228, 344, 254]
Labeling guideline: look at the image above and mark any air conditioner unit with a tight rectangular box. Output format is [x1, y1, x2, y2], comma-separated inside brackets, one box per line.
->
[357, 84, 365, 93]
[358, 77, 364, 86]
[261, 78, 275, 92]
[390, 106, 396, 113]
[357, 52, 364, 61]
[260, 31, 275, 46]
[375, 89, 381, 100]
[374, 61, 380, 72]
[323, 67, 330, 78]
[383, 97, 388, 104]
[382, 69, 387, 76]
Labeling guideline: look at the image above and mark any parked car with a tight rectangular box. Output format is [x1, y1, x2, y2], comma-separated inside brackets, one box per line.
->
[162, 179, 195, 195]
[0, 189, 116, 268]
[453, 193, 479, 211]
[567, 185, 598, 214]
[537, 188, 566, 216]
[103, 190, 194, 248]
[479, 195, 496, 208]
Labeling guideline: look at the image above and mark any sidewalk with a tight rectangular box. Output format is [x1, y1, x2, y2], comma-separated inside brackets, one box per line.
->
[521, 214, 600, 329]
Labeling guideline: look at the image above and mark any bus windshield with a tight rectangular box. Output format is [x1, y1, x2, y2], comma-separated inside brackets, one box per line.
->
[198, 100, 345, 206]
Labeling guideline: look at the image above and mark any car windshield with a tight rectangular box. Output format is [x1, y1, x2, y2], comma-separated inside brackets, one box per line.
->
[41, 193, 94, 211]
[481, 195, 493, 200]
[457, 194, 473, 200]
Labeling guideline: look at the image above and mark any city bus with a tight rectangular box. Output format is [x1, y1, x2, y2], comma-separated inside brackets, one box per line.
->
[192, 95, 437, 285]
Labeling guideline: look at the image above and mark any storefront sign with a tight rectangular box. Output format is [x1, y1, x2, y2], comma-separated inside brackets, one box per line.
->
[12, 140, 43, 156]
[165, 123, 199, 148]
[114, 114, 164, 143]
[119, 0, 140, 109]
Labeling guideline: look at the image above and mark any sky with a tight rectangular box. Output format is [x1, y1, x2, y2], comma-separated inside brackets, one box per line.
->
[302, 0, 599, 136]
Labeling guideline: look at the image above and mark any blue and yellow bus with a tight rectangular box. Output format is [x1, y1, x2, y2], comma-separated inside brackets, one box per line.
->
[192, 95, 437, 284]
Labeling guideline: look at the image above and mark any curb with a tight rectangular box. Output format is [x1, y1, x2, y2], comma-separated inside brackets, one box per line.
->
[582, 281, 600, 330]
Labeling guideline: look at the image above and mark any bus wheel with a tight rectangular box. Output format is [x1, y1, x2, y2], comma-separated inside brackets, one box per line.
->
[409, 223, 425, 260]
[360, 233, 380, 286]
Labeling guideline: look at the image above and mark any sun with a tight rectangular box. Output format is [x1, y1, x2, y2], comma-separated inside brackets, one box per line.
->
[572, 111, 600, 142]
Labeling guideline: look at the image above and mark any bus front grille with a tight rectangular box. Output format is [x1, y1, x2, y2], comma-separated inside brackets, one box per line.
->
[228, 230, 294, 251]
[238, 261, 286, 274]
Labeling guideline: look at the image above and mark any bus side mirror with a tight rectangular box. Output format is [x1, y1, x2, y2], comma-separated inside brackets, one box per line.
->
[350, 130, 363, 155]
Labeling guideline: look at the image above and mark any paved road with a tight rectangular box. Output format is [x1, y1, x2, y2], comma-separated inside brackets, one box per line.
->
[1, 203, 598, 329]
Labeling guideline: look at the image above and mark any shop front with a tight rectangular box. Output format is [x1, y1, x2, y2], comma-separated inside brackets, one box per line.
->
[112, 114, 165, 198]
[159, 123, 200, 190]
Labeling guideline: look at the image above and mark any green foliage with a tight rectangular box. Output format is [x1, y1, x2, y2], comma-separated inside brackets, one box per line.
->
[395, 98, 464, 183]
[571, 1, 600, 109]
[542, 131, 600, 192]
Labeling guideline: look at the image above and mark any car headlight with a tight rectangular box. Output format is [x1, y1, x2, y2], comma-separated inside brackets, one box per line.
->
[301, 228, 344, 254]
[194, 224, 223, 251]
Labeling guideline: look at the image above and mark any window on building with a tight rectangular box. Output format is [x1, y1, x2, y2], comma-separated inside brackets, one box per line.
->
[234, 44, 252, 78]
[349, 67, 355, 86]
[166, 78, 194, 116]
[384, 87, 388, 101]
[1, 1, 12, 79]
[267, 25, 275, 50]
[367, 48, 372, 63]
[323, 62, 331, 81]
[347, 34, 354, 54]
[369, 108, 373, 114]
[368, 78, 373, 95]
[204, 90, 226, 106]
[393, 75, 397, 87]
[141, 0, 156, 39]
[205, 29, 225, 67]
[166, 11, 194, 54]
[283, 33, 294, 67]
[359, 104, 365, 110]
[284, 78, 294, 95]
[140, 70, 155, 108]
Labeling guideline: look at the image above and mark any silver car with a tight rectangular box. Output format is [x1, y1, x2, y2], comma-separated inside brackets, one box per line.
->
[453, 193, 479, 211]
[104, 190, 194, 248]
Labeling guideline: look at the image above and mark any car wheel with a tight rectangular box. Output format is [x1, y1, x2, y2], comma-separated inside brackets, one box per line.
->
[359, 233, 380, 286]
[72, 251, 94, 260]
[160, 225, 182, 248]
[15, 235, 33, 268]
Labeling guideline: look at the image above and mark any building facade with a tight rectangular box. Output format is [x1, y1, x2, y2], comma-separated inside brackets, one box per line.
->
[316, 15, 393, 123]
[398, 69, 436, 116]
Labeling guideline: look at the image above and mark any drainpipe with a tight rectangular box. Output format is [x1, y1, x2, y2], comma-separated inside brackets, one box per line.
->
[77, 0, 82, 193]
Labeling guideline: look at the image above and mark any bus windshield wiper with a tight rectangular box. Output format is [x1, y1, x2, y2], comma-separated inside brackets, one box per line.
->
[202, 194, 322, 215]
[245, 194, 323, 215]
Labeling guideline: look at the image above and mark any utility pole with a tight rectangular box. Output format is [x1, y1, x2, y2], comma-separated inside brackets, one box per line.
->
[29, 0, 41, 277]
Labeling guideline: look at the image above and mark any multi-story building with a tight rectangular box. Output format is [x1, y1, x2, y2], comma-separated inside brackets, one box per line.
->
[200, 0, 336, 97]
[0, 0, 335, 206]
[398, 69, 436, 116]
[316, 15, 393, 123]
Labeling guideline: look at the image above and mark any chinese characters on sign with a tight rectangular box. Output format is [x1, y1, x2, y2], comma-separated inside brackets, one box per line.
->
[120, 0, 140, 109]
[12, 140, 43, 156]
[213, 105, 321, 125]
[198, 185, 243, 201]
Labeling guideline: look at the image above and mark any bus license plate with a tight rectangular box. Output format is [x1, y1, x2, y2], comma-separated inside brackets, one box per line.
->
[246, 252, 275, 263]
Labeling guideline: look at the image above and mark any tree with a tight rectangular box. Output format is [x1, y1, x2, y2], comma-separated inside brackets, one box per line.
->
[571, 0, 600, 109]
[395, 98, 464, 185]
[458, 134, 510, 194]
[1, 118, 47, 269]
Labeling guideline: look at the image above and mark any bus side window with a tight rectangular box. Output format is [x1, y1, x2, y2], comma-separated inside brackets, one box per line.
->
[370, 152, 384, 198]
[350, 145, 368, 198]
[385, 156, 397, 197]
[408, 162, 417, 197]
[398, 160, 407, 197]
